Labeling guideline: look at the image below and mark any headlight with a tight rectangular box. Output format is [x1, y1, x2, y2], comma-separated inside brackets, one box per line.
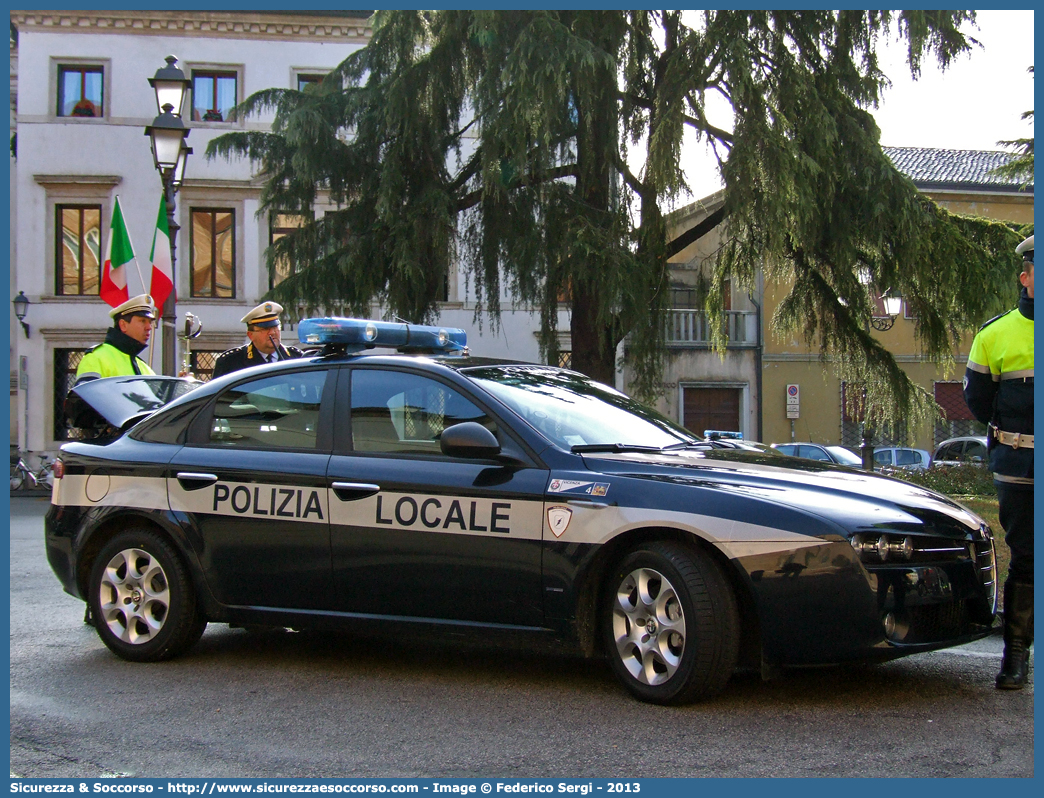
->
[850, 534, 914, 563]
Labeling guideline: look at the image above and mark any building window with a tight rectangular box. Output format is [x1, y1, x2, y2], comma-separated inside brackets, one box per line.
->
[57, 65, 103, 117]
[192, 71, 237, 122]
[188, 351, 224, 382]
[268, 213, 311, 290]
[297, 74, 325, 92]
[55, 204, 102, 296]
[190, 209, 236, 298]
[670, 280, 730, 310]
[53, 349, 91, 441]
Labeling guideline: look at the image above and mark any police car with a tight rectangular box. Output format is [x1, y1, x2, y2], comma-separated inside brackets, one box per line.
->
[46, 318, 998, 705]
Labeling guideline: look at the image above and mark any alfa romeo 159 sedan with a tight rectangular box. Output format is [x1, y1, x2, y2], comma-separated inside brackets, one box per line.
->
[46, 318, 998, 704]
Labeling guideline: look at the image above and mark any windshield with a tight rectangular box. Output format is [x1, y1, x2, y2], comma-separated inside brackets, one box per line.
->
[826, 446, 863, 466]
[463, 365, 698, 450]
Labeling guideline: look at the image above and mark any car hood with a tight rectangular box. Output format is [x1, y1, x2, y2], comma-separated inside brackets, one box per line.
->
[578, 448, 985, 535]
[65, 375, 202, 431]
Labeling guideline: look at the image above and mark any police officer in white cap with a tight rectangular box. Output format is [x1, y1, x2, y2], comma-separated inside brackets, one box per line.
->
[212, 301, 305, 379]
[74, 294, 157, 385]
[964, 233, 1034, 689]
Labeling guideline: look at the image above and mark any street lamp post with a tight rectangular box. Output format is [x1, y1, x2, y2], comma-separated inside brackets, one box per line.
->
[145, 56, 191, 376]
[870, 288, 903, 332]
[12, 291, 30, 337]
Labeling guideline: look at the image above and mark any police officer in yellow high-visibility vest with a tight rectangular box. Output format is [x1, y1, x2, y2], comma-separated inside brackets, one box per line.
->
[73, 293, 156, 627]
[75, 294, 157, 385]
[964, 234, 1034, 690]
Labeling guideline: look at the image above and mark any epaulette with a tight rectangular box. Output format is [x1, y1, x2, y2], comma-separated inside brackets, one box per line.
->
[978, 309, 1015, 331]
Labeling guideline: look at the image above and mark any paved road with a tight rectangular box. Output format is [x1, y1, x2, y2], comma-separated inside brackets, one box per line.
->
[10, 496, 1033, 778]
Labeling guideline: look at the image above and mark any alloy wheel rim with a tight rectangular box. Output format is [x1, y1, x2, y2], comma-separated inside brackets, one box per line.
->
[612, 566, 686, 685]
[99, 548, 170, 644]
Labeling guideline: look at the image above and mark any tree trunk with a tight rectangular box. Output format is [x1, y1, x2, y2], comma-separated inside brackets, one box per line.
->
[570, 282, 617, 385]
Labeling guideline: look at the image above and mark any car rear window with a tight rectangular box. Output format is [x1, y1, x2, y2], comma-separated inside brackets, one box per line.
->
[895, 449, 921, 466]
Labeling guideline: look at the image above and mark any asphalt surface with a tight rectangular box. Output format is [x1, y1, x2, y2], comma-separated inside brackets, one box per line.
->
[9, 495, 1034, 778]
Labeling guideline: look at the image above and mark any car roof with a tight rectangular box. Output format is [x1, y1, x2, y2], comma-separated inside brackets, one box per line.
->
[935, 435, 987, 449]
[201, 352, 537, 386]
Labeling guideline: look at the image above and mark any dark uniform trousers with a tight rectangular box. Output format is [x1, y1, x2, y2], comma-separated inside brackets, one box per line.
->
[212, 342, 305, 380]
[997, 482, 1034, 583]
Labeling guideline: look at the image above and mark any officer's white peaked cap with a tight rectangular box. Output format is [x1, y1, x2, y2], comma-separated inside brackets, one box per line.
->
[1015, 235, 1033, 260]
[241, 301, 284, 328]
[109, 294, 157, 320]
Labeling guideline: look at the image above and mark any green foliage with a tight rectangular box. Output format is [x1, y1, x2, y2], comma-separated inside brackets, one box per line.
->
[207, 9, 1021, 416]
[896, 463, 997, 498]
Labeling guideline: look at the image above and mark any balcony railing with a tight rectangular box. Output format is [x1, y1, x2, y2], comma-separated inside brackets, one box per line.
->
[666, 309, 758, 346]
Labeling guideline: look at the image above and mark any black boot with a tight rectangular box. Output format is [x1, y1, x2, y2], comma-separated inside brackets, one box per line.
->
[996, 580, 1033, 690]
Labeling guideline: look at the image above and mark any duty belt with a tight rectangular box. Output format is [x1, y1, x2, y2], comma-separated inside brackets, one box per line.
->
[990, 424, 1034, 450]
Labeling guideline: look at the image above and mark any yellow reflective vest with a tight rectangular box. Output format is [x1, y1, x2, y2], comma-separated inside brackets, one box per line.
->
[76, 342, 155, 383]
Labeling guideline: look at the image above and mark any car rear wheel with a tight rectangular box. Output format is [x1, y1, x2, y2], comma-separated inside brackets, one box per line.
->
[602, 541, 739, 704]
[89, 529, 207, 662]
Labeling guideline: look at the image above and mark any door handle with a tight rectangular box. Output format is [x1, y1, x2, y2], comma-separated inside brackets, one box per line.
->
[331, 482, 381, 502]
[175, 472, 219, 491]
[563, 499, 614, 509]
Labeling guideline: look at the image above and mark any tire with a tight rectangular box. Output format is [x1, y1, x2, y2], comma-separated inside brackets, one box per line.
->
[602, 541, 739, 705]
[10, 465, 26, 491]
[88, 528, 207, 662]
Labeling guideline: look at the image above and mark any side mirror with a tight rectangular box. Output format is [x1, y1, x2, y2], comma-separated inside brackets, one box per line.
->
[440, 421, 501, 459]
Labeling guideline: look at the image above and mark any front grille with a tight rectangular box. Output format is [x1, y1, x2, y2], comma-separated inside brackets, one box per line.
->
[973, 524, 998, 614]
[906, 601, 967, 642]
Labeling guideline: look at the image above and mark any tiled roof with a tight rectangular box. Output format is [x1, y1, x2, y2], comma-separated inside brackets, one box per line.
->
[884, 146, 1033, 193]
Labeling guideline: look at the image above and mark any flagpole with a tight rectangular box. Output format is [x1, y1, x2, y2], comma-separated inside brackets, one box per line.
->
[115, 195, 148, 294]
[161, 176, 179, 377]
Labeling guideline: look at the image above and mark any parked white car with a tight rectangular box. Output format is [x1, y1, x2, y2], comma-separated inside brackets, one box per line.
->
[872, 447, 932, 471]
[933, 436, 989, 467]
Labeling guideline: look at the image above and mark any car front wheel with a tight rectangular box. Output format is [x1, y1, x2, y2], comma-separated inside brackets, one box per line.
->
[89, 528, 207, 662]
[603, 541, 739, 704]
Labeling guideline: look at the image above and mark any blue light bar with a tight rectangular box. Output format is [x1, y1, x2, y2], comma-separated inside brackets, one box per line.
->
[704, 430, 743, 440]
[297, 317, 467, 353]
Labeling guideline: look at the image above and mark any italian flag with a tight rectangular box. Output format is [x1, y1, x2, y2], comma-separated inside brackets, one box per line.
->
[149, 194, 174, 309]
[99, 196, 133, 307]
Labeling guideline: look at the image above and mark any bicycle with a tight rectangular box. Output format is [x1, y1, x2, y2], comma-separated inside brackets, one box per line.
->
[9, 451, 54, 491]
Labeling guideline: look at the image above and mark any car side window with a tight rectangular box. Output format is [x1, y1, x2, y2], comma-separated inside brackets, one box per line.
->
[936, 443, 956, 461]
[799, 445, 830, 461]
[775, 445, 796, 456]
[351, 370, 495, 455]
[209, 370, 327, 449]
[964, 441, 987, 461]
[874, 450, 893, 465]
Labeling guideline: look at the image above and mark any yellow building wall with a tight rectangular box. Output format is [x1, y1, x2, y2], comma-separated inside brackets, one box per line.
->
[760, 190, 1032, 449]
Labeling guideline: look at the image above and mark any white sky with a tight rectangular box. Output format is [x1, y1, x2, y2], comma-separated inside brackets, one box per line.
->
[678, 9, 1035, 198]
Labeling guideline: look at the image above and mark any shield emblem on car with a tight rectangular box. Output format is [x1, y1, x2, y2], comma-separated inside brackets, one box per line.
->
[547, 506, 572, 538]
